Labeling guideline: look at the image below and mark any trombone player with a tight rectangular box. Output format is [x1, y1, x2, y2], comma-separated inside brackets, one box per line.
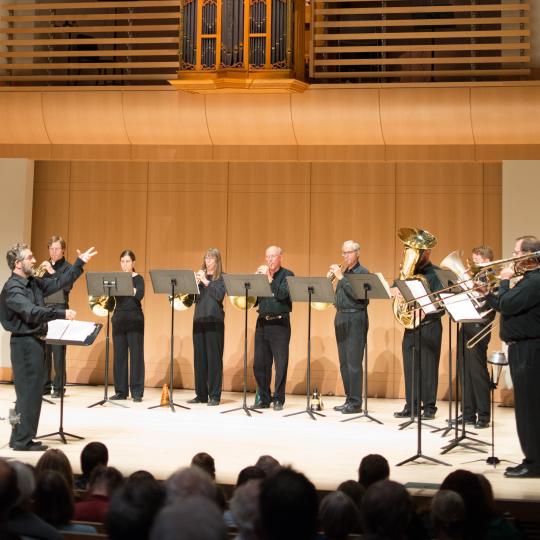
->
[332, 240, 369, 414]
[484, 236, 540, 478]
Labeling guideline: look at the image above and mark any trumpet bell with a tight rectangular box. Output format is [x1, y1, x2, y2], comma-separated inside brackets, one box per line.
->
[229, 295, 256, 310]
[169, 293, 195, 311]
[89, 295, 115, 317]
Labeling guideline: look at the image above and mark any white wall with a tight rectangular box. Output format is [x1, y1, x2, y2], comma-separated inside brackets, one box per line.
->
[0, 159, 34, 369]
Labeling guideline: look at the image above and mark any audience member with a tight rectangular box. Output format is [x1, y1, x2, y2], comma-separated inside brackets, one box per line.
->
[165, 466, 217, 505]
[128, 470, 155, 482]
[229, 479, 262, 540]
[34, 470, 96, 533]
[361, 480, 413, 540]
[337, 480, 365, 511]
[358, 454, 390, 489]
[259, 467, 318, 540]
[0, 459, 19, 539]
[255, 455, 281, 477]
[75, 441, 109, 490]
[431, 490, 465, 540]
[6, 460, 62, 540]
[75, 465, 123, 523]
[35, 448, 74, 489]
[150, 496, 227, 540]
[237, 466, 266, 487]
[107, 475, 165, 540]
[319, 490, 361, 540]
[191, 452, 216, 479]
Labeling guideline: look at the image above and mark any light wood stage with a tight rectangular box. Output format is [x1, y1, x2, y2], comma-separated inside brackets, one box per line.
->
[0, 384, 538, 504]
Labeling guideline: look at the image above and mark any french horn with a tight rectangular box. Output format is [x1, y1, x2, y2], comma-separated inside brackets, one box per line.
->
[89, 295, 116, 317]
[169, 293, 195, 311]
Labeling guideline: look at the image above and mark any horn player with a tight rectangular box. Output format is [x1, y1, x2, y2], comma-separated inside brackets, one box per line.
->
[332, 240, 370, 414]
[485, 236, 540, 478]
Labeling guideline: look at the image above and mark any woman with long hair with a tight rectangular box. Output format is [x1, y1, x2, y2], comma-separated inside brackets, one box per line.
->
[188, 248, 226, 406]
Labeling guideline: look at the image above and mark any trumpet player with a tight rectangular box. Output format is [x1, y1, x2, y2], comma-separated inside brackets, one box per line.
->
[188, 248, 226, 406]
[485, 237, 540, 478]
[458, 245, 495, 429]
[253, 246, 294, 411]
[332, 240, 369, 414]
[0, 243, 97, 451]
[40, 235, 73, 398]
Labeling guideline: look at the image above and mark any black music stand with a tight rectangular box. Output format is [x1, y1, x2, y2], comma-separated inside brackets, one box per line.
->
[149, 270, 199, 412]
[438, 291, 490, 455]
[284, 277, 334, 420]
[396, 278, 449, 467]
[341, 273, 391, 424]
[38, 320, 102, 443]
[86, 272, 133, 409]
[221, 274, 272, 417]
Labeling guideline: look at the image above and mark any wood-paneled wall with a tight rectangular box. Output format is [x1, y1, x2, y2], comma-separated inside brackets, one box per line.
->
[30, 160, 502, 399]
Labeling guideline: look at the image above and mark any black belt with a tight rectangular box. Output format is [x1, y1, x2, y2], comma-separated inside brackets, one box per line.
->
[337, 308, 364, 313]
[12, 334, 46, 341]
[260, 314, 288, 321]
[508, 337, 540, 345]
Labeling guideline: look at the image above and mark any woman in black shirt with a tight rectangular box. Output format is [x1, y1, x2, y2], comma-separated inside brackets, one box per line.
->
[111, 250, 145, 402]
[188, 248, 226, 406]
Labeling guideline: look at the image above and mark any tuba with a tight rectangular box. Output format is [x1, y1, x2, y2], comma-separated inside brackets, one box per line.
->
[393, 228, 437, 329]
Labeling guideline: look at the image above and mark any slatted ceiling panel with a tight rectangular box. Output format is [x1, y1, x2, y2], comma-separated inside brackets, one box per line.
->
[311, 0, 530, 83]
[0, 0, 181, 86]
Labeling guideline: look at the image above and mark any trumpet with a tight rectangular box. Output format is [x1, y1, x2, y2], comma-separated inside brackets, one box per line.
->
[327, 263, 343, 283]
[34, 261, 50, 278]
[310, 264, 343, 311]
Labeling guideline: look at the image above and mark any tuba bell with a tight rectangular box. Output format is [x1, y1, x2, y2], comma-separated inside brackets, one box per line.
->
[89, 295, 116, 317]
[392, 227, 437, 330]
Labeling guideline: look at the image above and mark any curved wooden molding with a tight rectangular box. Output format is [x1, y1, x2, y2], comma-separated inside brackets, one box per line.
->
[1, 85, 540, 160]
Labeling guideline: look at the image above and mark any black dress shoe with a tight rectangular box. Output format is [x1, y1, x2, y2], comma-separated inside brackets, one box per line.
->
[187, 397, 207, 404]
[341, 404, 362, 414]
[394, 408, 412, 418]
[506, 461, 528, 473]
[474, 420, 489, 429]
[12, 441, 48, 452]
[273, 402, 283, 411]
[133, 397, 143, 403]
[333, 403, 347, 411]
[51, 389, 65, 398]
[253, 403, 270, 409]
[504, 467, 540, 478]
[110, 394, 127, 400]
[208, 399, 220, 406]
[422, 410, 436, 420]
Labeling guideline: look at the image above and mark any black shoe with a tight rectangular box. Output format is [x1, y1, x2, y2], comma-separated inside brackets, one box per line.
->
[342, 404, 362, 414]
[333, 403, 347, 411]
[42, 387, 52, 396]
[253, 403, 270, 409]
[506, 461, 527, 473]
[394, 408, 412, 418]
[273, 402, 283, 411]
[187, 397, 207, 404]
[474, 420, 489, 429]
[451, 415, 476, 425]
[51, 389, 65, 398]
[133, 397, 143, 403]
[208, 399, 220, 406]
[422, 410, 437, 420]
[110, 394, 127, 400]
[504, 467, 540, 478]
[12, 441, 48, 452]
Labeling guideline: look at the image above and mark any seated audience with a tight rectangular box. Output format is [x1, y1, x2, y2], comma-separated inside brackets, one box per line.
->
[107, 474, 165, 540]
[191, 452, 216, 480]
[358, 454, 390, 490]
[430, 490, 465, 540]
[34, 470, 96, 533]
[0, 459, 20, 540]
[165, 466, 217, 505]
[75, 465, 123, 523]
[229, 479, 262, 540]
[35, 448, 74, 490]
[319, 490, 361, 540]
[337, 480, 365, 511]
[255, 455, 281, 477]
[75, 441, 109, 490]
[259, 467, 318, 540]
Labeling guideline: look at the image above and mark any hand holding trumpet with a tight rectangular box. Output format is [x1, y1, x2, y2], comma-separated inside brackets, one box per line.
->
[328, 264, 344, 281]
[195, 269, 208, 286]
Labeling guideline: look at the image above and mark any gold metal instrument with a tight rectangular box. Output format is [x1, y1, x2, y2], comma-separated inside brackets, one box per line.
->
[34, 261, 50, 278]
[393, 227, 437, 329]
[228, 264, 266, 311]
[311, 264, 343, 311]
[169, 293, 195, 311]
[89, 295, 116, 317]
[160, 383, 170, 406]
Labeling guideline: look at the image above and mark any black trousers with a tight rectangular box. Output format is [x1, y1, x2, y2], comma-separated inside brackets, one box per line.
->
[113, 330, 145, 398]
[10, 335, 46, 448]
[508, 340, 540, 467]
[457, 323, 491, 422]
[253, 316, 291, 405]
[402, 319, 442, 413]
[192, 321, 224, 401]
[334, 311, 368, 408]
[44, 343, 66, 393]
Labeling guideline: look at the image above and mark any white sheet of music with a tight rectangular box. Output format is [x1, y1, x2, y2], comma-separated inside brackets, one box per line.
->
[405, 279, 438, 314]
[47, 320, 98, 343]
[439, 292, 484, 321]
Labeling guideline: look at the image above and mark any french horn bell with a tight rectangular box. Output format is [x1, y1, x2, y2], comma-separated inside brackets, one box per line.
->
[89, 295, 116, 317]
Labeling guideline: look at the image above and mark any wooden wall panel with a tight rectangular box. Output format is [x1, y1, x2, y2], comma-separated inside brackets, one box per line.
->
[28, 160, 503, 401]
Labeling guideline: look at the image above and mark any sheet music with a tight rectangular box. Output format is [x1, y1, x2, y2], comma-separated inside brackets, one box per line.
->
[406, 279, 438, 314]
[47, 320, 98, 342]
[439, 292, 484, 321]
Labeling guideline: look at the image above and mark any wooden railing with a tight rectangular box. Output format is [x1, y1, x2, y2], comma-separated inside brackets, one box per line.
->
[309, 0, 530, 82]
[0, 0, 181, 85]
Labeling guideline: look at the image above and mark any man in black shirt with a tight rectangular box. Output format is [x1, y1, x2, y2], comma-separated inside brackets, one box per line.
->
[331, 240, 369, 414]
[0, 242, 97, 451]
[485, 237, 540, 478]
[253, 246, 294, 411]
[394, 249, 444, 420]
[41, 235, 73, 398]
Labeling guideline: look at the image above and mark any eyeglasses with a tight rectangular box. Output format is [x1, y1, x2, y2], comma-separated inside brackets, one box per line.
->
[342, 251, 357, 256]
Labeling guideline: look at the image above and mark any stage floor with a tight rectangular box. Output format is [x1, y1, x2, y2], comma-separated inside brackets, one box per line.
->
[0, 384, 538, 502]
